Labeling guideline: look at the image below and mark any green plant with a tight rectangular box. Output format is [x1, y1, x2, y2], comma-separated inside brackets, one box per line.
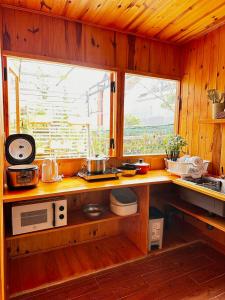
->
[207, 89, 225, 104]
[163, 135, 187, 161]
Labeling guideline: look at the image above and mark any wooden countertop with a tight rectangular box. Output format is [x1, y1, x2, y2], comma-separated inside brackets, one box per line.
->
[3, 170, 177, 203]
[173, 178, 225, 203]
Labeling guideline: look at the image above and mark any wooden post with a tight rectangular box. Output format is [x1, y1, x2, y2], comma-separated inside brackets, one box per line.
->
[0, 6, 6, 299]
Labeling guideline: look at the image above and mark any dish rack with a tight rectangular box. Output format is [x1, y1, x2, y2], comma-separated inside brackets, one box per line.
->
[165, 159, 210, 177]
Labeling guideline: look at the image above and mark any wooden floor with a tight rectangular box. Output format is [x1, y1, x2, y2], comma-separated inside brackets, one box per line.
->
[12, 241, 225, 300]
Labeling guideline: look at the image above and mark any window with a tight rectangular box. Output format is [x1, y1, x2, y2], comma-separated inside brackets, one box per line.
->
[7, 57, 115, 159]
[123, 74, 178, 155]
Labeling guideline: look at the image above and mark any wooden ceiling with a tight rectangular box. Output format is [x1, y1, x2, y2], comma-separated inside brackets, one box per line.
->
[1, 0, 225, 44]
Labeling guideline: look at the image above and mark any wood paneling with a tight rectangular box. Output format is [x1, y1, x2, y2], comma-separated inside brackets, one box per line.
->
[1, 7, 181, 79]
[0, 7, 6, 300]
[179, 23, 225, 175]
[2, 1, 225, 44]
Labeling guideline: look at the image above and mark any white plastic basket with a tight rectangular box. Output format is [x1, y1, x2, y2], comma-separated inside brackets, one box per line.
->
[165, 159, 210, 177]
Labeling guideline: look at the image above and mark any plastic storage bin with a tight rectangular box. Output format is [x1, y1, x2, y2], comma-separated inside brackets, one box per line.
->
[149, 207, 164, 251]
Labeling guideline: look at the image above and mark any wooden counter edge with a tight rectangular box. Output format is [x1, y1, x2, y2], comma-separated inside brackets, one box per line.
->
[173, 178, 225, 203]
[3, 170, 178, 203]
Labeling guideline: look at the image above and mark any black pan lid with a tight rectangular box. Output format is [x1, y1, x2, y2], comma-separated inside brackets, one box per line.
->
[5, 134, 36, 165]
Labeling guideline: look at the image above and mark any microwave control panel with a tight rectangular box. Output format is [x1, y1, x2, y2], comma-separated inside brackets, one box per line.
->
[54, 199, 67, 227]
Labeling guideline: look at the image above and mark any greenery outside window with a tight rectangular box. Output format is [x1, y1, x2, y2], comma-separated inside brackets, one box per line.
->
[123, 73, 178, 156]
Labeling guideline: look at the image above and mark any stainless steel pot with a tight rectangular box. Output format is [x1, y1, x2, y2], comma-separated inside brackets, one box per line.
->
[86, 155, 109, 174]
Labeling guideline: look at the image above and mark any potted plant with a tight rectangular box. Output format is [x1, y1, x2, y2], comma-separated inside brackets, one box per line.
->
[163, 135, 187, 162]
[207, 89, 225, 119]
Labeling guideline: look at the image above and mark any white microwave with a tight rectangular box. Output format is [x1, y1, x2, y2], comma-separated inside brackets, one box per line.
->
[12, 198, 67, 235]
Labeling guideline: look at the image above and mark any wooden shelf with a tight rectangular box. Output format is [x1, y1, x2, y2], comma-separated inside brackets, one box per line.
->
[6, 210, 140, 240]
[173, 178, 225, 203]
[167, 198, 225, 233]
[199, 119, 225, 124]
[9, 235, 144, 297]
[3, 170, 177, 204]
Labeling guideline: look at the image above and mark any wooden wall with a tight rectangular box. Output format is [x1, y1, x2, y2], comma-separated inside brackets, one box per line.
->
[1, 7, 181, 78]
[180, 24, 225, 175]
[0, 6, 181, 175]
[0, 8, 6, 299]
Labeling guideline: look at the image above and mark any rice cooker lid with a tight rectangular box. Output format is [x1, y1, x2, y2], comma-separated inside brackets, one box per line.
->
[7, 164, 38, 172]
[111, 188, 137, 205]
[5, 134, 36, 165]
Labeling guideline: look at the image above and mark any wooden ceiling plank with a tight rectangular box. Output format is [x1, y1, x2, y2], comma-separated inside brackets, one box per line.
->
[125, 0, 169, 32]
[178, 15, 225, 44]
[84, 0, 146, 29]
[112, 0, 151, 29]
[156, 0, 213, 39]
[171, 3, 225, 43]
[152, 0, 201, 38]
[48, 0, 69, 16]
[134, 0, 198, 35]
[63, 0, 95, 20]
[74, 0, 111, 22]
[84, 0, 119, 24]
[157, 0, 225, 40]
[2, 0, 225, 43]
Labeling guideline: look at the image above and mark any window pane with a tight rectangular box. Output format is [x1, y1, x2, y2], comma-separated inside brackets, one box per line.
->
[8, 58, 112, 159]
[123, 74, 178, 155]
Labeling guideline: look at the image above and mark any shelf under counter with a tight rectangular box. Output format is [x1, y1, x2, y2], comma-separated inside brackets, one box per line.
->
[166, 198, 225, 233]
[9, 235, 144, 297]
[6, 210, 140, 241]
[3, 170, 177, 203]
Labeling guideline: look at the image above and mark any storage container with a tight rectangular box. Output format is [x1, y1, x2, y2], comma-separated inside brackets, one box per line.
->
[110, 188, 138, 216]
[149, 207, 164, 251]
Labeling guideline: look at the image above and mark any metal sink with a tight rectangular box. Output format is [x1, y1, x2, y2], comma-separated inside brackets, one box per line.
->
[182, 176, 223, 192]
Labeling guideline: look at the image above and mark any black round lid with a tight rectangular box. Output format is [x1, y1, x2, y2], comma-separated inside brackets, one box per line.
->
[111, 188, 137, 204]
[5, 134, 36, 165]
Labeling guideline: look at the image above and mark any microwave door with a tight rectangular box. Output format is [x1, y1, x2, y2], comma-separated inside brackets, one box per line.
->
[12, 202, 54, 235]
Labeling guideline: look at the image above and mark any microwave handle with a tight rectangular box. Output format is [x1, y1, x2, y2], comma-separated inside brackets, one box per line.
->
[52, 202, 56, 227]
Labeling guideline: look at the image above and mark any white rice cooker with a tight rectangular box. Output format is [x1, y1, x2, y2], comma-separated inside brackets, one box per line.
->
[5, 134, 39, 189]
[110, 188, 138, 216]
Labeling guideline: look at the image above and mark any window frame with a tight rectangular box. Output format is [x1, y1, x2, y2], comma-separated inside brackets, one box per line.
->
[2, 54, 181, 161]
[3, 55, 118, 160]
[122, 71, 180, 157]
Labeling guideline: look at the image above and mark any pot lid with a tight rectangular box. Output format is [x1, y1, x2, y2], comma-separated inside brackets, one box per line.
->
[5, 134, 36, 165]
[134, 159, 149, 166]
[111, 188, 137, 204]
[8, 164, 38, 171]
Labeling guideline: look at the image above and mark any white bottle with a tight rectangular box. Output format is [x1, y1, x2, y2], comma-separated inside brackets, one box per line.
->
[52, 157, 59, 181]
